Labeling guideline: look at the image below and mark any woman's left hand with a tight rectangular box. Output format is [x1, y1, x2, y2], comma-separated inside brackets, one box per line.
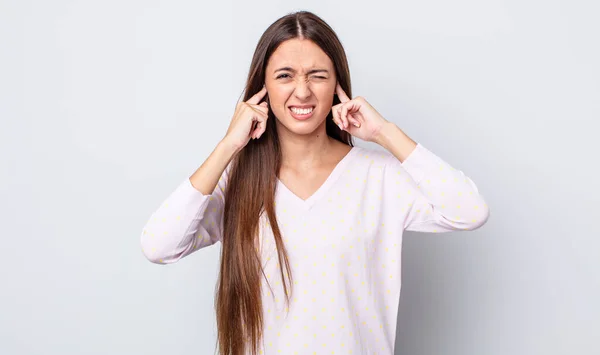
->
[331, 83, 389, 143]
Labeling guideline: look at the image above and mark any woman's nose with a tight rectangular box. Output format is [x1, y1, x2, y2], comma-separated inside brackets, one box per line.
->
[293, 80, 312, 98]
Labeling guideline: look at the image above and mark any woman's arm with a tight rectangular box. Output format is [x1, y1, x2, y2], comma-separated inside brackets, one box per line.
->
[140, 140, 240, 264]
[379, 124, 490, 232]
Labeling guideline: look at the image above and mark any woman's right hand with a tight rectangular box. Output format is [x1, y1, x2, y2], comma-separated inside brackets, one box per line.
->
[223, 86, 269, 152]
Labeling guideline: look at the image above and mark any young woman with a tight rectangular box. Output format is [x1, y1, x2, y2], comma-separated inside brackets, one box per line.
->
[140, 10, 489, 355]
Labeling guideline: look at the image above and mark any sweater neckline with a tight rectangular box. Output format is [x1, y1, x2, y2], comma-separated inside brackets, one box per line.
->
[276, 146, 358, 211]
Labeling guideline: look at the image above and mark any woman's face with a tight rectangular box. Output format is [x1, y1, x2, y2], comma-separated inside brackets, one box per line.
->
[264, 38, 336, 135]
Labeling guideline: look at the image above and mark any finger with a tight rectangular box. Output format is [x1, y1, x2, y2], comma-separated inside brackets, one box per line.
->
[342, 104, 360, 128]
[246, 86, 268, 105]
[341, 101, 357, 128]
[336, 83, 351, 103]
[339, 104, 349, 129]
[338, 104, 350, 128]
[253, 124, 265, 139]
[333, 107, 345, 131]
[255, 115, 269, 139]
[249, 99, 269, 115]
[251, 115, 266, 139]
[256, 108, 269, 136]
[252, 102, 269, 115]
[331, 106, 341, 130]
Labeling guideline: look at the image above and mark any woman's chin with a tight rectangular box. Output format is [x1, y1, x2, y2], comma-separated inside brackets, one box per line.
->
[281, 118, 327, 135]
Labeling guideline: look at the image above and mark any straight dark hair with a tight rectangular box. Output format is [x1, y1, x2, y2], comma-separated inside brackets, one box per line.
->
[215, 10, 354, 355]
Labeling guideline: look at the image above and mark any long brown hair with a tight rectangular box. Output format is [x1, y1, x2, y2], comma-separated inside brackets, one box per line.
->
[215, 11, 354, 355]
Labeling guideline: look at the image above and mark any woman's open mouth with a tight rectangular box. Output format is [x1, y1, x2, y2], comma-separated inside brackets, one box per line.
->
[288, 106, 315, 120]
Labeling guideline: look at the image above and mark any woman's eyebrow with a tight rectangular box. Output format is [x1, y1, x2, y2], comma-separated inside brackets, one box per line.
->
[274, 67, 329, 74]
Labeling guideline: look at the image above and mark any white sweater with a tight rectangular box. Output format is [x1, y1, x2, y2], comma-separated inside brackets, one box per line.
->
[140, 142, 490, 354]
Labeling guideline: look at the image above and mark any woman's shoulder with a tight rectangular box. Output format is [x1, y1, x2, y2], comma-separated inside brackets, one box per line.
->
[343, 145, 398, 189]
[350, 144, 394, 166]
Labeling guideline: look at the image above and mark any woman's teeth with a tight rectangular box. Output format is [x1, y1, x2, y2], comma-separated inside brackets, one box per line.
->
[290, 107, 314, 114]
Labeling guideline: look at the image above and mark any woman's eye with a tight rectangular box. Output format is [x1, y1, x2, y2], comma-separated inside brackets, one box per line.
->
[276, 74, 328, 80]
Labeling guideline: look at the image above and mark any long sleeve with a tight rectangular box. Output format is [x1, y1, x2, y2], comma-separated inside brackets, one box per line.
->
[140, 163, 230, 264]
[384, 143, 490, 233]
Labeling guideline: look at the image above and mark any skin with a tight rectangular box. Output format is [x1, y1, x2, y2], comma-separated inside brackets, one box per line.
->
[264, 38, 348, 175]
[192, 40, 416, 201]
[261, 38, 417, 199]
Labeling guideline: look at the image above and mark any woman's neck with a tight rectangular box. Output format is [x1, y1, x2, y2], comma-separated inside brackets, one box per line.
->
[279, 123, 348, 170]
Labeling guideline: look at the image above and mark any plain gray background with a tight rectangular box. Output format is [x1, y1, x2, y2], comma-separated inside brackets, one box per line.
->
[1, 0, 598, 354]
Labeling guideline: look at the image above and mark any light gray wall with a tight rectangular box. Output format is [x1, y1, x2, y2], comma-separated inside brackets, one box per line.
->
[1, 0, 598, 354]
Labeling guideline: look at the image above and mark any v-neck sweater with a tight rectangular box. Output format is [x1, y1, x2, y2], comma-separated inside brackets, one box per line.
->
[140, 142, 490, 355]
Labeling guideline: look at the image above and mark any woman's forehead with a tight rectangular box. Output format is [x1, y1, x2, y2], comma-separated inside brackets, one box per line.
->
[267, 39, 332, 72]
